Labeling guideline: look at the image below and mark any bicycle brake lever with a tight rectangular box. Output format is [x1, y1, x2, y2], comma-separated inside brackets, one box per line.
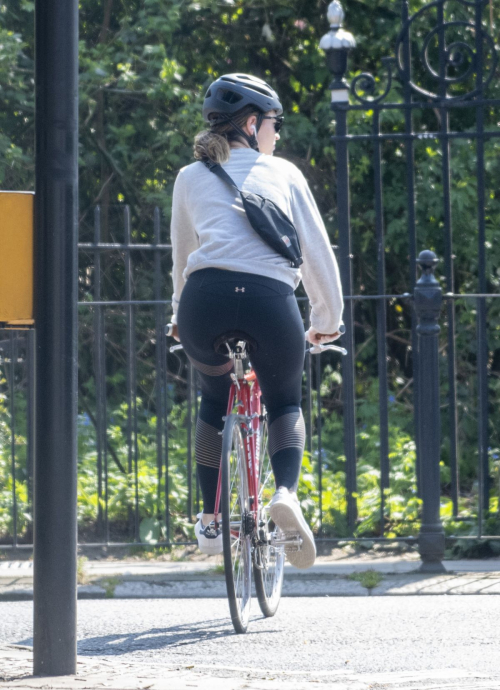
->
[309, 344, 348, 356]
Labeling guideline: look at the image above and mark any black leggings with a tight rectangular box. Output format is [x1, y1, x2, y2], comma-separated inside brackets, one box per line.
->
[177, 268, 306, 514]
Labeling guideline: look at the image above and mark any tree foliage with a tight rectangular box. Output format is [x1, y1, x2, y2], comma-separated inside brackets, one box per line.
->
[1, 0, 500, 543]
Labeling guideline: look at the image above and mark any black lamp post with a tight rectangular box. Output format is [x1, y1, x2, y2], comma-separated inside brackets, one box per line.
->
[320, 1, 359, 532]
[319, 1, 356, 103]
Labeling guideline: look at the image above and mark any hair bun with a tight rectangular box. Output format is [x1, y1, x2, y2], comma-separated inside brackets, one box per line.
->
[194, 130, 231, 165]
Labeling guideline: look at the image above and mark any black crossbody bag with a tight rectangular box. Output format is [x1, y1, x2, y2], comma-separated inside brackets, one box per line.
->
[203, 160, 303, 268]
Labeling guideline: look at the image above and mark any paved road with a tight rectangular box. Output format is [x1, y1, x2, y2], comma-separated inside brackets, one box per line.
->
[1, 597, 500, 688]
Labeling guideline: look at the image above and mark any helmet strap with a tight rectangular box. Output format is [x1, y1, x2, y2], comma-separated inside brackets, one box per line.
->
[210, 112, 264, 152]
[247, 112, 265, 150]
[227, 118, 260, 152]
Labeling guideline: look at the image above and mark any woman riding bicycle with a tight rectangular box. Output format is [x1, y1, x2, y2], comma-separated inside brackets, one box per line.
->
[170, 73, 343, 569]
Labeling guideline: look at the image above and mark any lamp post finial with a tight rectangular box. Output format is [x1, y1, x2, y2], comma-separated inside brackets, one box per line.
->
[319, 1, 356, 103]
[327, 1, 345, 29]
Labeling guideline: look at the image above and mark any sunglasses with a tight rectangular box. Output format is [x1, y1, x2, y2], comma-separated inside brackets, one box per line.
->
[261, 115, 284, 133]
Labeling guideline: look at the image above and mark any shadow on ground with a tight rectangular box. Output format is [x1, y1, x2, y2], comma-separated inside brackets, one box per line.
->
[16, 616, 278, 657]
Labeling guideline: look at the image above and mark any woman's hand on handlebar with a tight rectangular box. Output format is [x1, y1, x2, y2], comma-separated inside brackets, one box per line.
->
[305, 326, 343, 346]
[166, 323, 181, 342]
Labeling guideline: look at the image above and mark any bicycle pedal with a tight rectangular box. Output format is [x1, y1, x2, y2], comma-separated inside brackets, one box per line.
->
[271, 532, 303, 548]
[282, 531, 302, 540]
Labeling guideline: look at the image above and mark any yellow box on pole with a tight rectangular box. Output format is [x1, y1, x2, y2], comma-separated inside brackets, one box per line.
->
[0, 191, 34, 327]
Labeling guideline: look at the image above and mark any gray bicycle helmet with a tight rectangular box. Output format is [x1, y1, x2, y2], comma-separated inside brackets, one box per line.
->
[203, 73, 283, 151]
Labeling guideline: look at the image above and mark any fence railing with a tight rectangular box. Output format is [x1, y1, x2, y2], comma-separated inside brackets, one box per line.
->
[325, 0, 500, 557]
[2, 208, 365, 548]
[1, 209, 499, 552]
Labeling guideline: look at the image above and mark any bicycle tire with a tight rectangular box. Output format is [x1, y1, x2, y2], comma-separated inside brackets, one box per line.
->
[221, 413, 252, 634]
[253, 414, 285, 617]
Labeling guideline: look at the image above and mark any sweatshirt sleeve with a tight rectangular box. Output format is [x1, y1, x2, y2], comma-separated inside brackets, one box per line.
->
[291, 171, 344, 334]
[170, 169, 200, 324]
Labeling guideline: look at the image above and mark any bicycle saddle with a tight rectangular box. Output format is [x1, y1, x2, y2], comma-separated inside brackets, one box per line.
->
[213, 330, 258, 356]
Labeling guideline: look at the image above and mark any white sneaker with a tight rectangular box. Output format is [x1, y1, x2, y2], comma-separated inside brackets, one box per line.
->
[194, 513, 223, 555]
[269, 487, 316, 569]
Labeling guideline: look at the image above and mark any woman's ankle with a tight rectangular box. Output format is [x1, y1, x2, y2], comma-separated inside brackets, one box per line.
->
[201, 512, 219, 526]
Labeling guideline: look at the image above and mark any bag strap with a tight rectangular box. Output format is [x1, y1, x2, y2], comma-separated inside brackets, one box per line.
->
[203, 160, 241, 192]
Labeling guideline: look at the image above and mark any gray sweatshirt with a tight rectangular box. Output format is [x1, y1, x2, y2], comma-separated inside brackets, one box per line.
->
[170, 147, 343, 333]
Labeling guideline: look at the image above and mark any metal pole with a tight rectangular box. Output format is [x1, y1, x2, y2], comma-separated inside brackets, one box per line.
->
[414, 251, 445, 573]
[475, 0, 490, 529]
[437, 0, 459, 521]
[9, 333, 18, 549]
[333, 105, 358, 533]
[320, 2, 358, 534]
[154, 208, 165, 520]
[372, 107, 390, 529]
[401, 0, 422, 501]
[33, 0, 78, 676]
[26, 330, 35, 543]
[187, 362, 193, 522]
[304, 307, 313, 459]
[316, 351, 323, 534]
[93, 207, 107, 540]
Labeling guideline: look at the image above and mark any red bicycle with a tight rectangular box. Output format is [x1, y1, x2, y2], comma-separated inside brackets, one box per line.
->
[214, 338, 284, 634]
[211, 335, 346, 634]
[169, 331, 346, 634]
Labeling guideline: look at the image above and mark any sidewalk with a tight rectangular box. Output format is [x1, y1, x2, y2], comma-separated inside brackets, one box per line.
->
[1, 556, 500, 600]
[2, 643, 500, 690]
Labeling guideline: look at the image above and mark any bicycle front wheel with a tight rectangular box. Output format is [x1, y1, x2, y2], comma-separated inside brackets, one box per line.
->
[253, 414, 285, 617]
[221, 414, 252, 634]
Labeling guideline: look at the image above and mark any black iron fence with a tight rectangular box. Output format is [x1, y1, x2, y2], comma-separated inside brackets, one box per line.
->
[326, 0, 500, 553]
[1, 0, 500, 555]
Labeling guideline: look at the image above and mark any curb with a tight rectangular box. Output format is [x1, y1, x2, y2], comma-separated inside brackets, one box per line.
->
[2, 558, 500, 601]
[3, 570, 500, 601]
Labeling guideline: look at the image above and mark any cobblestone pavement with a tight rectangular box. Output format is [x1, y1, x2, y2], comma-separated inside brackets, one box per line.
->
[1, 597, 500, 689]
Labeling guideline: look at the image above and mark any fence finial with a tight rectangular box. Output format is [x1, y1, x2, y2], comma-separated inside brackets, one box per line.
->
[417, 249, 439, 283]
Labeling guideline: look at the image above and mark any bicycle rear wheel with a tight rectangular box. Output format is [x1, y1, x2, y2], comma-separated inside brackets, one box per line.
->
[253, 414, 285, 617]
[221, 414, 252, 634]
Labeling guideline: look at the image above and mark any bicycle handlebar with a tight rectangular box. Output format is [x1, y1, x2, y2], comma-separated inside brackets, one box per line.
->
[305, 324, 347, 356]
[165, 324, 347, 356]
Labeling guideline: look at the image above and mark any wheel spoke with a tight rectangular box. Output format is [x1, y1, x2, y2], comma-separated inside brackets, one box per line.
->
[258, 470, 273, 500]
[222, 415, 253, 632]
[254, 415, 285, 618]
[235, 552, 242, 595]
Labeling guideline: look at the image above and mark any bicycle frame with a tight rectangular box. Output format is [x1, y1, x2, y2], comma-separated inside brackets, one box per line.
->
[214, 369, 262, 534]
